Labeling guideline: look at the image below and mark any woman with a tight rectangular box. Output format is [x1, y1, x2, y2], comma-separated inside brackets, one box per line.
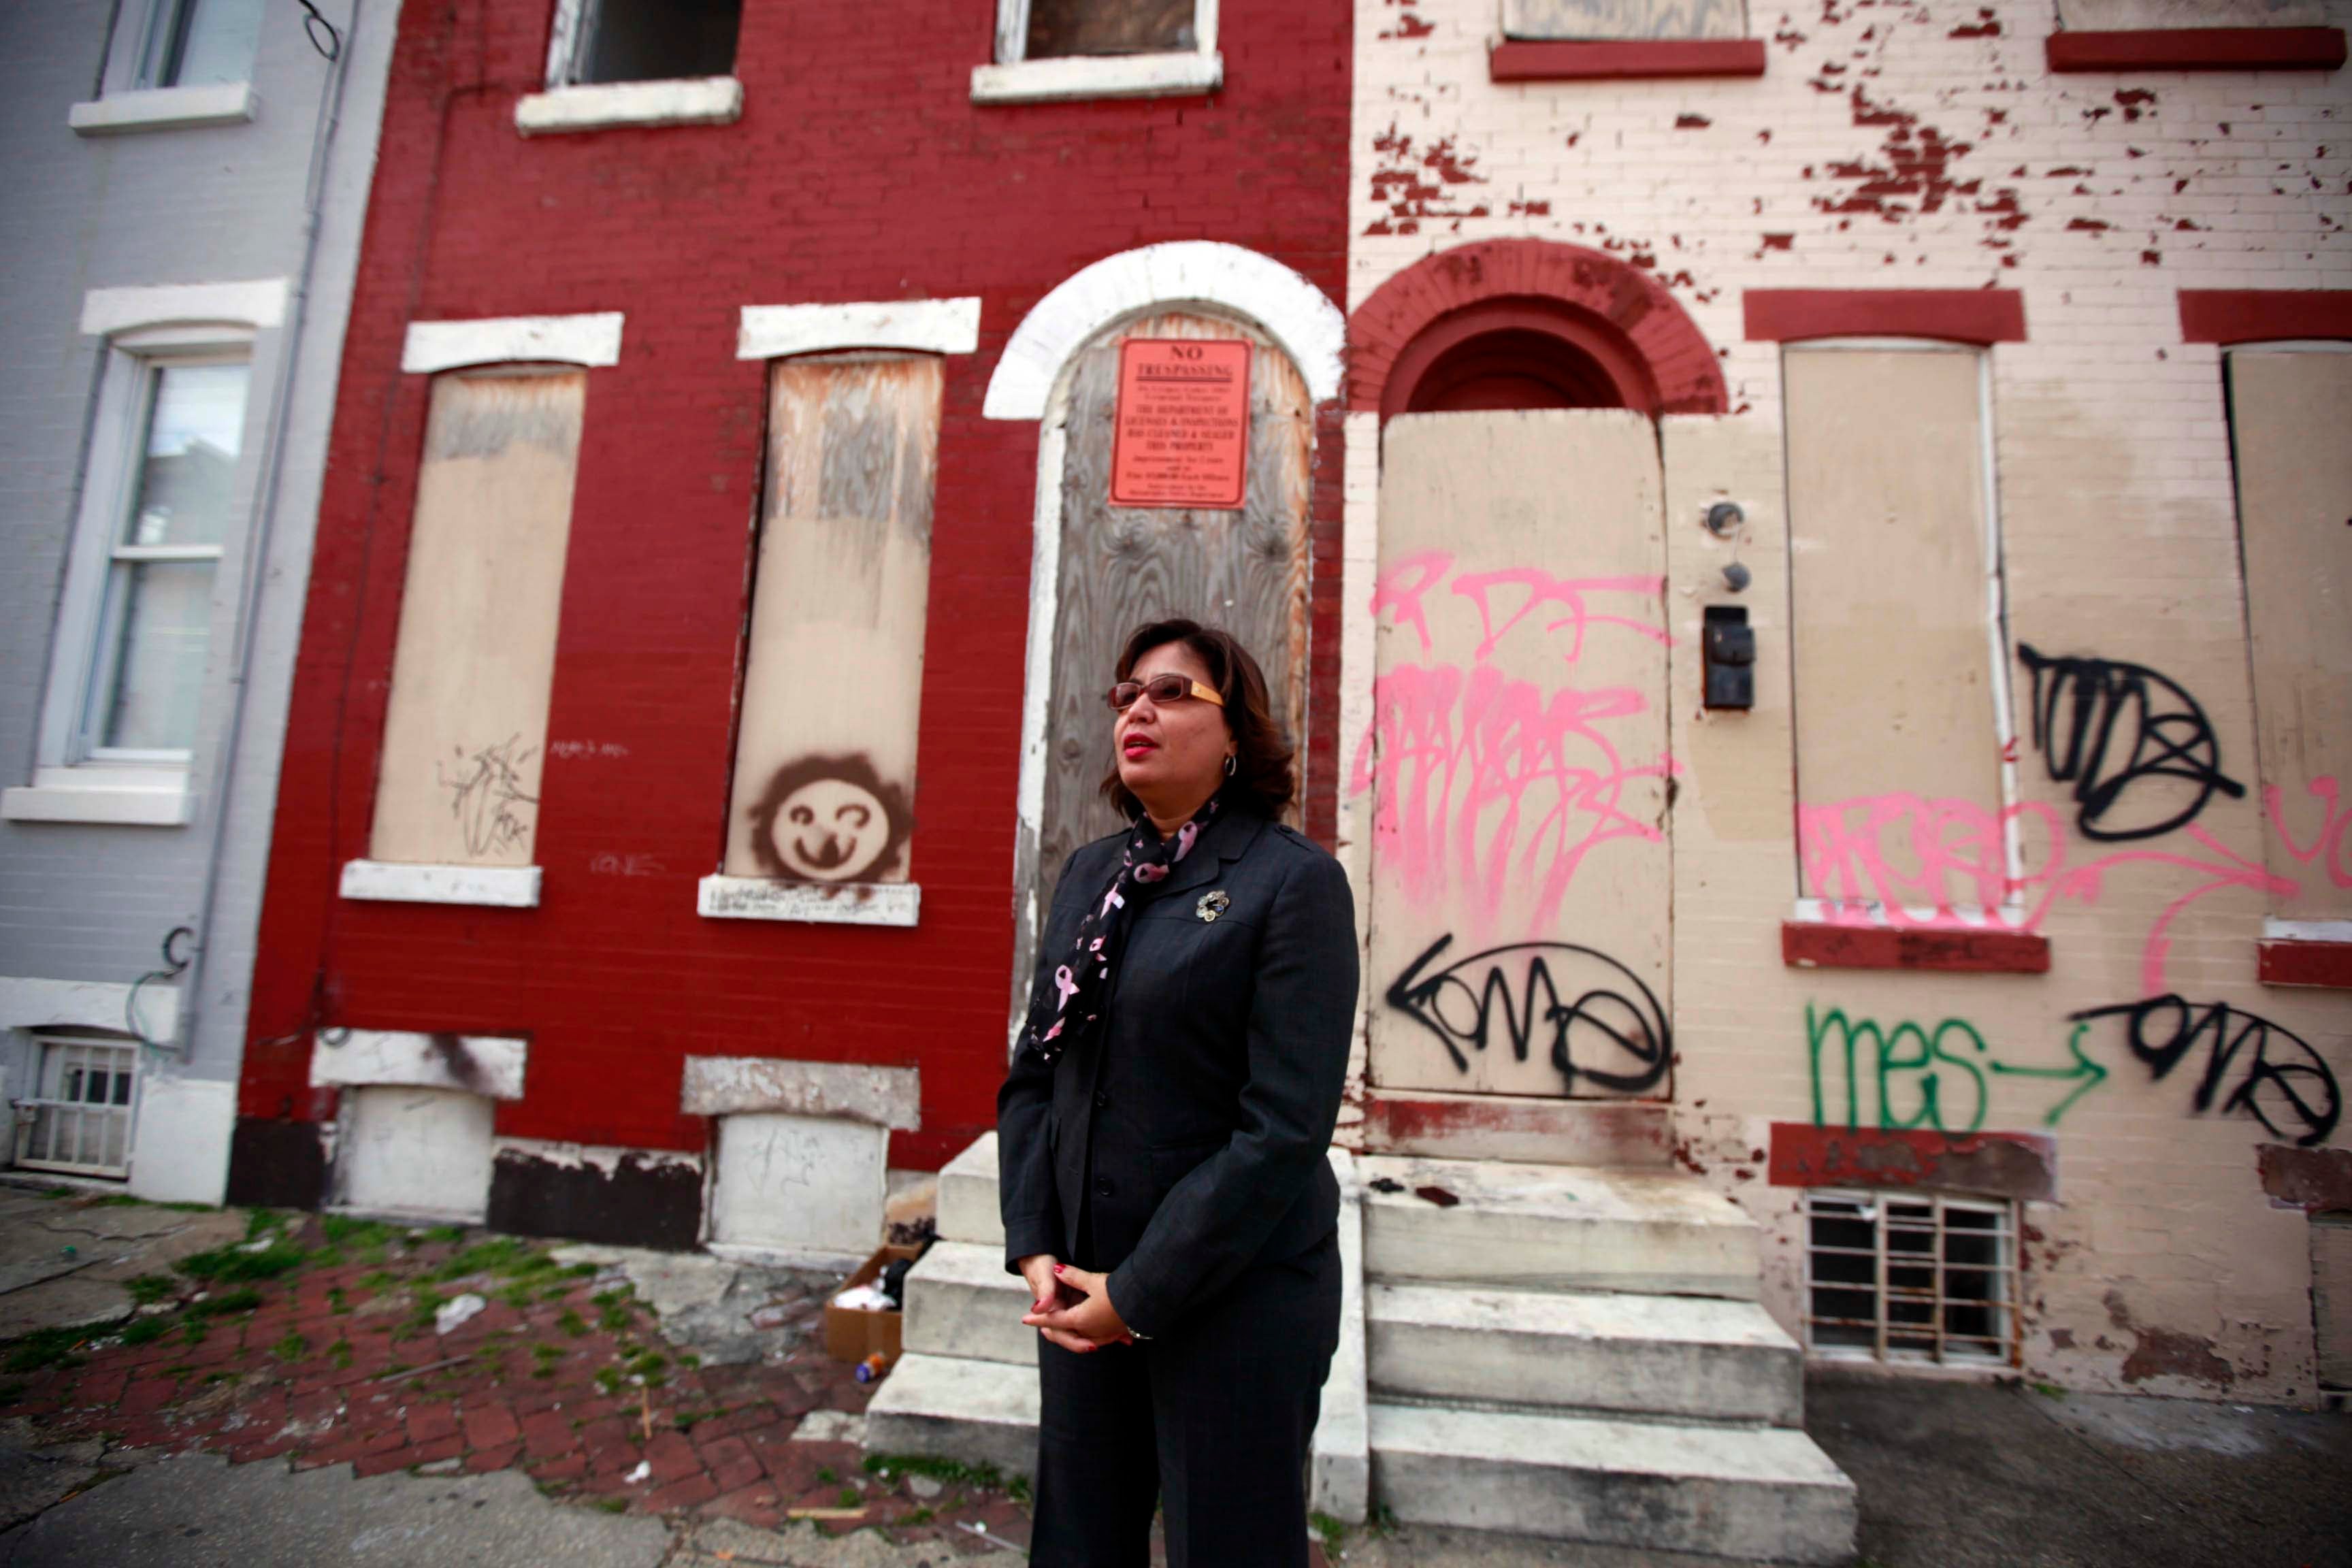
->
[997, 619, 1358, 1568]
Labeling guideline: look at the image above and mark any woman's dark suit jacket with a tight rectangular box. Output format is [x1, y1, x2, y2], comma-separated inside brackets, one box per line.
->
[997, 806, 1358, 1339]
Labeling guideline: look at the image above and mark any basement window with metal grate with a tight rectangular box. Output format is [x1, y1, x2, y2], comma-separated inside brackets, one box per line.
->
[1804, 1190, 2021, 1367]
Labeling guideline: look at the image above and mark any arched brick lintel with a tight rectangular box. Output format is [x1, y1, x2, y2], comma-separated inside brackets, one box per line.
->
[1349, 240, 1729, 419]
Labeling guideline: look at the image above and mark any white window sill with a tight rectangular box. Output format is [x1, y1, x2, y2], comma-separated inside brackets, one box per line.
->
[2264, 918, 2352, 943]
[340, 859, 542, 907]
[514, 76, 742, 136]
[698, 875, 920, 927]
[69, 82, 256, 136]
[1, 777, 191, 826]
[970, 52, 1222, 104]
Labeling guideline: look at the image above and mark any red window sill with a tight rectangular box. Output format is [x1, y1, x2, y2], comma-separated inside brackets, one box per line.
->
[2257, 940, 2352, 990]
[1782, 921, 2051, 975]
[2046, 27, 2346, 71]
[1490, 39, 1767, 81]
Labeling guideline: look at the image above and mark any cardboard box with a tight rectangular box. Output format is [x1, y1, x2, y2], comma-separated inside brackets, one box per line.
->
[823, 1243, 923, 1365]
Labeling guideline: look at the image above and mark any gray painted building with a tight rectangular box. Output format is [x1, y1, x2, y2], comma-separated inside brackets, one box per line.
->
[0, 0, 395, 1200]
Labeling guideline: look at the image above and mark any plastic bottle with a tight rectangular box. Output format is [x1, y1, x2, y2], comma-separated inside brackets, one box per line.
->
[853, 1352, 889, 1384]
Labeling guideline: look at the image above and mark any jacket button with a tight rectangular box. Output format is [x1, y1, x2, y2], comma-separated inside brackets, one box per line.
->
[1095, 1177, 1113, 1198]
[1094, 1090, 1109, 1109]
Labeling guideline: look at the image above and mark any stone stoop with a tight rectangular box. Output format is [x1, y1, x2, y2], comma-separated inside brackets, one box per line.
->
[864, 1134, 1372, 1523]
[1357, 1153, 1857, 1564]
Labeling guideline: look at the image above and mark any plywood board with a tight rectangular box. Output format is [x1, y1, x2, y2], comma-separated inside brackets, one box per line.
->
[1503, 0, 1746, 39]
[2230, 350, 2352, 921]
[1033, 312, 1311, 915]
[725, 355, 942, 883]
[1364, 410, 1673, 1100]
[369, 370, 585, 866]
[2057, 0, 2327, 29]
[1785, 347, 2003, 900]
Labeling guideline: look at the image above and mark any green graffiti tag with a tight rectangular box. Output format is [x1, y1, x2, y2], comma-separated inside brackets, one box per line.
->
[1807, 1005, 2108, 1133]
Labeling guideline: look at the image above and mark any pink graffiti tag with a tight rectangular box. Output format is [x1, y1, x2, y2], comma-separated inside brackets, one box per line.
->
[2264, 777, 2352, 890]
[1797, 794, 2298, 994]
[1354, 553, 1674, 932]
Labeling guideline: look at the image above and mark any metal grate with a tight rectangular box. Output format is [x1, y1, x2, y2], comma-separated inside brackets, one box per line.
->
[1803, 1189, 2020, 1366]
[15, 1039, 139, 1179]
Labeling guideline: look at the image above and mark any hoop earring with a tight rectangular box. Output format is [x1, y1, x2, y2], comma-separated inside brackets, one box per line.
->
[1222, 755, 1237, 777]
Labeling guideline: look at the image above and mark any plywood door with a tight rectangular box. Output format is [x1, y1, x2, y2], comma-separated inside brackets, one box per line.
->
[2229, 350, 2352, 921]
[1362, 410, 1673, 1100]
[1031, 312, 1312, 917]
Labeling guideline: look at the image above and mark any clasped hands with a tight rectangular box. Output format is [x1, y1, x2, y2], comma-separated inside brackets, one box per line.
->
[1015, 1254, 1133, 1354]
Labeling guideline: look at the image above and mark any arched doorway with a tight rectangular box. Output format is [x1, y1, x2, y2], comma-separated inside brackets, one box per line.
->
[986, 244, 1347, 1034]
[1347, 242, 1725, 1110]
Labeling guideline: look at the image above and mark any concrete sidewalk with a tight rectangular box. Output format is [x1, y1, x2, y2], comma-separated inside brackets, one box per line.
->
[0, 1186, 2342, 1565]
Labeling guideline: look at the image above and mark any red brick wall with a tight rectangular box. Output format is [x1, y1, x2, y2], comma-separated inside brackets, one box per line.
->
[242, 0, 1353, 1171]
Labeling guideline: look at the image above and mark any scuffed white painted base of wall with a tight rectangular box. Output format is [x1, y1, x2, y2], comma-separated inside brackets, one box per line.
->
[128, 1075, 234, 1207]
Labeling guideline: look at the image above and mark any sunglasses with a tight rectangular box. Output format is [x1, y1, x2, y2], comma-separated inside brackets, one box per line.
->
[1105, 673, 1226, 710]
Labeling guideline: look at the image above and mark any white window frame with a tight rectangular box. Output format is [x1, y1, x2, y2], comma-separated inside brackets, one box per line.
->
[13, 1034, 143, 1181]
[973, 0, 1223, 103]
[5, 306, 271, 830]
[1781, 338, 2025, 932]
[1801, 1188, 2022, 1368]
[515, 0, 745, 135]
[68, 0, 261, 137]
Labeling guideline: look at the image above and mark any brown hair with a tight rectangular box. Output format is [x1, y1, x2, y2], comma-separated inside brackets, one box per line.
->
[1098, 619, 1296, 821]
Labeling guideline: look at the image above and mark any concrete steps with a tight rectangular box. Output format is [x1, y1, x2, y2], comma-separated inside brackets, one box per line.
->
[1361, 1154, 1760, 1298]
[862, 1352, 1039, 1477]
[902, 1241, 1034, 1366]
[1368, 1280, 1802, 1426]
[866, 1139, 1370, 1522]
[1369, 1402, 1857, 1565]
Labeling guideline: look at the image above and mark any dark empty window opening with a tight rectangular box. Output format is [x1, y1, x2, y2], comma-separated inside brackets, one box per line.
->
[1025, 0, 1195, 59]
[572, 0, 740, 84]
[1404, 327, 1623, 415]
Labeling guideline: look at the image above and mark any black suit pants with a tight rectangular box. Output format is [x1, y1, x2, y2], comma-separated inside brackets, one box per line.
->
[1029, 1230, 1341, 1568]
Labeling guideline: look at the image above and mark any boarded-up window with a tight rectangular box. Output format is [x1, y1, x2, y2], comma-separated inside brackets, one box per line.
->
[1501, 0, 1745, 42]
[1023, 0, 1194, 58]
[723, 355, 941, 885]
[1786, 346, 2004, 902]
[368, 369, 585, 867]
[2055, 0, 2325, 29]
[2230, 349, 2352, 922]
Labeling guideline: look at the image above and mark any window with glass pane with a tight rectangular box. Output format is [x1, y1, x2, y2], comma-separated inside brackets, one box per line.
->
[82, 359, 246, 758]
[140, 0, 266, 88]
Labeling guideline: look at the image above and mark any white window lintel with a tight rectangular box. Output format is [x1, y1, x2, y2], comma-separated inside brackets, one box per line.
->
[514, 77, 742, 136]
[736, 298, 983, 361]
[401, 312, 625, 374]
[81, 278, 287, 336]
[340, 860, 544, 907]
[310, 1029, 529, 1100]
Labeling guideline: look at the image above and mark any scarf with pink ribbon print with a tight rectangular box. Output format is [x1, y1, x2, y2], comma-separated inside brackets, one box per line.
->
[1023, 790, 1226, 1064]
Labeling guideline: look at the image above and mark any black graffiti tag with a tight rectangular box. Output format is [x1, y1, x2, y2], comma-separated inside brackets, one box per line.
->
[1385, 934, 1669, 1095]
[2068, 995, 2339, 1147]
[2016, 644, 2244, 842]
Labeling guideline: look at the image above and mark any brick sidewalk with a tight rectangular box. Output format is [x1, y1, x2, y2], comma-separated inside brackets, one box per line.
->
[0, 1205, 1035, 1555]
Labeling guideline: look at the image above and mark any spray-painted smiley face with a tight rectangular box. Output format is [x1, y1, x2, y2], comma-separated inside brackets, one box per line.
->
[747, 754, 913, 885]
[770, 777, 890, 882]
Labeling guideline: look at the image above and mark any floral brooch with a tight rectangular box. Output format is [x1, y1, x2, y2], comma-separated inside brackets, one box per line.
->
[1196, 889, 1231, 923]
